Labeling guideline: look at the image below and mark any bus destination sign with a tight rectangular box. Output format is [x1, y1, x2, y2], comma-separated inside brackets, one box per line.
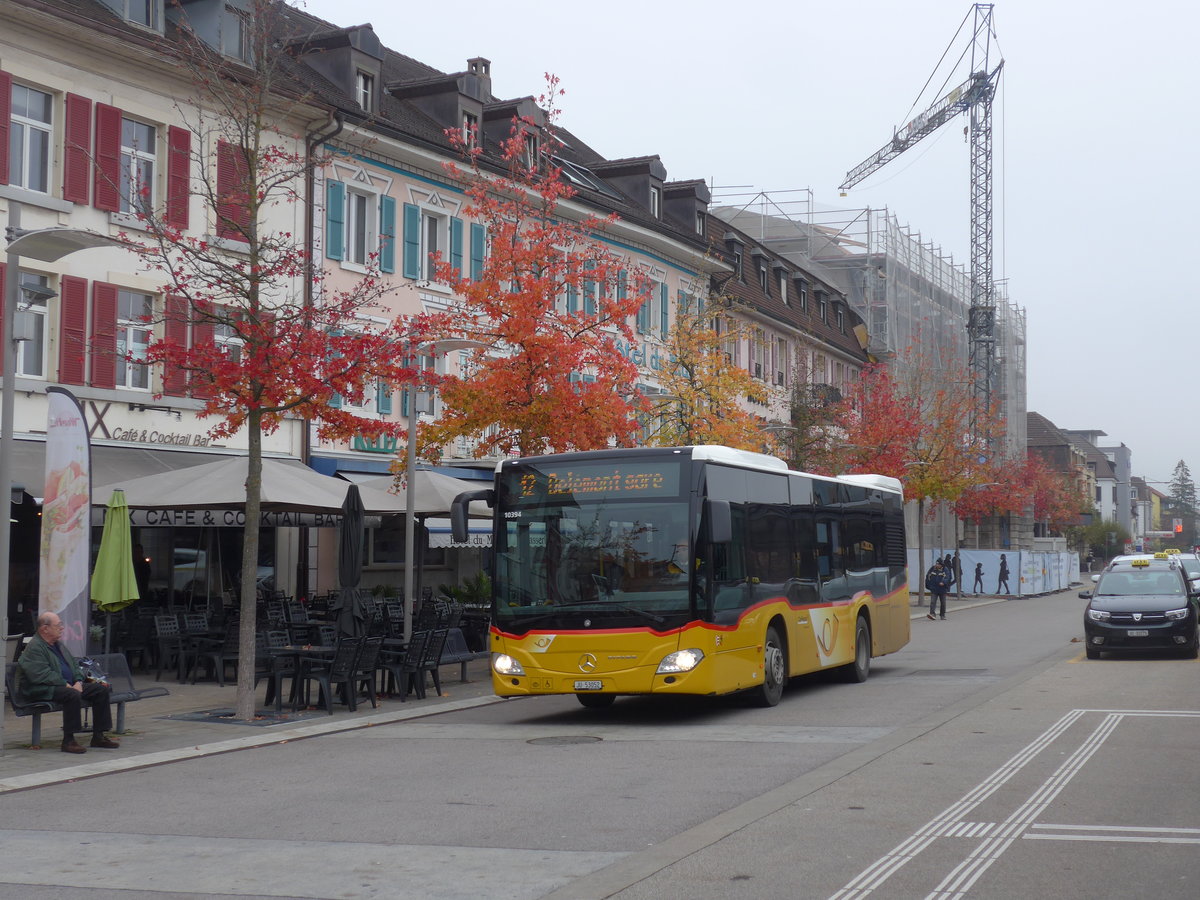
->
[509, 461, 681, 503]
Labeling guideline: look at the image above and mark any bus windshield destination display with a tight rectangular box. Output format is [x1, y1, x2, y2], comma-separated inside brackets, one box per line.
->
[510, 462, 681, 503]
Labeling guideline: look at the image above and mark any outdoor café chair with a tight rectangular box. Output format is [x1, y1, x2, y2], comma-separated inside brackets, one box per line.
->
[377, 630, 430, 701]
[418, 628, 452, 697]
[351, 635, 384, 709]
[296, 637, 363, 714]
[153, 615, 186, 681]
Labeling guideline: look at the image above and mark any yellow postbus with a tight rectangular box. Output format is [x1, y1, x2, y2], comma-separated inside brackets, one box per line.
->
[450, 445, 910, 708]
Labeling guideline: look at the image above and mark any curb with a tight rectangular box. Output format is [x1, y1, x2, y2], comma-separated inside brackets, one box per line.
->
[0, 692, 506, 795]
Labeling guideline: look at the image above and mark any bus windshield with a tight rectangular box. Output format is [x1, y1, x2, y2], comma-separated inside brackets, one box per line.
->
[494, 459, 694, 631]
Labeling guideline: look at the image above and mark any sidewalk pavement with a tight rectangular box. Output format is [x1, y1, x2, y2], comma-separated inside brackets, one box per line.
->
[908, 589, 1020, 619]
[4, 591, 1046, 792]
[1, 655, 502, 793]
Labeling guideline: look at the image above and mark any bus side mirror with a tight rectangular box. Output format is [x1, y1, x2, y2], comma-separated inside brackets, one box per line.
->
[451, 489, 493, 543]
[706, 499, 732, 545]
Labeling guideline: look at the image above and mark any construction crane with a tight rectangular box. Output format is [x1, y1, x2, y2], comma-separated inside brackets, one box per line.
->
[840, 4, 1003, 434]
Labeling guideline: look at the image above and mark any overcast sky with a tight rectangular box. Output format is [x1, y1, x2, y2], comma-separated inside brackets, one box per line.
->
[299, 0, 1196, 487]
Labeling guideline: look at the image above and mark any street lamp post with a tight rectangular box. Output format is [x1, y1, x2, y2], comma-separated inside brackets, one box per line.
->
[402, 338, 488, 643]
[2, 202, 126, 754]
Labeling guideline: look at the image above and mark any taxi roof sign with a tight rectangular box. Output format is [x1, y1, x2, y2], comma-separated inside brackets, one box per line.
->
[1131, 558, 1150, 567]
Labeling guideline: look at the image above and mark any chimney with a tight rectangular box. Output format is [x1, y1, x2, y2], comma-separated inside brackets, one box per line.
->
[467, 57, 492, 100]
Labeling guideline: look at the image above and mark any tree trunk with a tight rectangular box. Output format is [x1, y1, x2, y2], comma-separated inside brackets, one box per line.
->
[234, 411, 264, 720]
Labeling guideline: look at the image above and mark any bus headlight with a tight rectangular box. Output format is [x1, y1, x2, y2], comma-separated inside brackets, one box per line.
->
[492, 653, 525, 676]
[657, 649, 704, 674]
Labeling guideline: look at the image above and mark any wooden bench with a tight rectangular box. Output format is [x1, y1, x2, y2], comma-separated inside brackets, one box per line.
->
[438, 627, 488, 683]
[4, 653, 169, 747]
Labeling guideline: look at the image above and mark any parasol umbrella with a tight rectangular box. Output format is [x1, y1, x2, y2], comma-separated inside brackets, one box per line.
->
[90, 489, 139, 653]
[333, 484, 366, 638]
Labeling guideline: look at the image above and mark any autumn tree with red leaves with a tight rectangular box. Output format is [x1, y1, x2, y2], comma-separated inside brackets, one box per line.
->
[126, 1, 423, 719]
[416, 79, 649, 459]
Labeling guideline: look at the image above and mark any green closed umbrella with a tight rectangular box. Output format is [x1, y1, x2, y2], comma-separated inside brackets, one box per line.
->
[91, 490, 140, 653]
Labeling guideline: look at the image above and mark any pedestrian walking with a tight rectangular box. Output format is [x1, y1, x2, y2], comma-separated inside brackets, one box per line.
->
[926, 561, 950, 620]
[973, 562, 984, 594]
[942, 554, 956, 590]
[997, 553, 1010, 594]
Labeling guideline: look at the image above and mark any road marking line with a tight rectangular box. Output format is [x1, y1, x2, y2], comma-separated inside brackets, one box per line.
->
[828, 708, 1085, 900]
[1030, 823, 1200, 834]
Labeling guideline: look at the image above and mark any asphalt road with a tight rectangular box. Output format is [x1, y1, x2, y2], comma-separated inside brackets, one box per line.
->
[1, 589, 1196, 900]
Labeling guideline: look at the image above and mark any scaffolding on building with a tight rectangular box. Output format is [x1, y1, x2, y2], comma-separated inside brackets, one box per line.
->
[711, 191, 1026, 461]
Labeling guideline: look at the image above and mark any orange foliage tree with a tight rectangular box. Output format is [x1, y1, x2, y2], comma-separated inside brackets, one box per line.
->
[417, 78, 649, 459]
[646, 293, 773, 448]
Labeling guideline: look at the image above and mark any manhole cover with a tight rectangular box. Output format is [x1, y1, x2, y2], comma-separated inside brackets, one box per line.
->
[527, 735, 603, 745]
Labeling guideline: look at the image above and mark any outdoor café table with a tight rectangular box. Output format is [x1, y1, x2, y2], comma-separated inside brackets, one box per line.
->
[266, 646, 335, 713]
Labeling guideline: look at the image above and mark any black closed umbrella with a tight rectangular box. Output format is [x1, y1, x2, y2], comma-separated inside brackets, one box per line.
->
[334, 484, 366, 637]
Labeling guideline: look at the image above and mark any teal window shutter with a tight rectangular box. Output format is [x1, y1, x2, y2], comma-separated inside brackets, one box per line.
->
[325, 180, 345, 261]
[566, 279, 578, 313]
[583, 260, 596, 315]
[450, 217, 464, 278]
[402, 203, 421, 279]
[379, 196, 396, 273]
[660, 282, 669, 335]
[470, 223, 486, 281]
[377, 380, 393, 415]
[697, 292, 705, 317]
[328, 328, 344, 408]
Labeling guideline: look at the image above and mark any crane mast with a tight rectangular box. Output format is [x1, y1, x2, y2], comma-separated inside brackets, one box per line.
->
[840, 4, 1002, 435]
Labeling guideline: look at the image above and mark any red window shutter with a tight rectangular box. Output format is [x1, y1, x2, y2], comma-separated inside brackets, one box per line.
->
[216, 140, 251, 240]
[190, 300, 215, 399]
[0, 71, 11, 185]
[0, 263, 6, 369]
[58, 275, 89, 385]
[63, 93, 92, 205]
[166, 126, 190, 228]
[94, 103, 122, 212]
[90, 281, 118, 389]
[163, 294, 188, 396]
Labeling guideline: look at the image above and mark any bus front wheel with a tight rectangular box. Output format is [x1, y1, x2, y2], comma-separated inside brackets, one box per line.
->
[753, 625, 787, 707]
[840, 616, 871, 683]
[577, 693, 616, 709]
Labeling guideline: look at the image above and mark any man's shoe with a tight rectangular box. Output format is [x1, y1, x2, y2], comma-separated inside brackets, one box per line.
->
[940, 616, 947, 620]
[926, 613, 935, 620]
[90, 735, 120, 749]
[61, 740, 87, 754]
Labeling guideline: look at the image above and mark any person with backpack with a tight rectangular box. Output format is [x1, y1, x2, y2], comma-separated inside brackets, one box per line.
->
[926, 561, 951, 620]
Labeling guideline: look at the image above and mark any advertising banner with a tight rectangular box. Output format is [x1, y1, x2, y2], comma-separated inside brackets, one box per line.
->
[39, 387, 91, 655]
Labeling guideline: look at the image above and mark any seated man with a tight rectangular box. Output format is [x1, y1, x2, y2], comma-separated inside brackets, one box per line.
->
[16, 612, 120, 754]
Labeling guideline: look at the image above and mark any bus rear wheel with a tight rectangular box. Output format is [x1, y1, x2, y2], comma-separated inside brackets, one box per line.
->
[840, 616, 871, 683]
[577, 693, 616, 709]
[753, 625, 787, 707]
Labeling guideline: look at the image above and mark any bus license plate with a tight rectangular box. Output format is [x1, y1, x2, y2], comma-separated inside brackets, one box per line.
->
[1127, 629, 1149, 637]
[574, 680, 603, 691]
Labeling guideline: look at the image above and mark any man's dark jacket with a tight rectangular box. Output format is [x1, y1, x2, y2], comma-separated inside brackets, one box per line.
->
[15, 633, 82, 702]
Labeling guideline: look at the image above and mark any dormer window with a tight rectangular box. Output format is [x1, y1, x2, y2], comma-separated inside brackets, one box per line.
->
[649, 185, 661, 218]
[836, 305, 844, 332]
[696, 211, 705, 235]
[758, 261, 769, 293]
[125, 0, 160, 29]
[462, 111, 479, 147]
[817, 292, 828, 323]
[222, 5, 250, 62]
[356, 71, 375, 113]
[523, 132, 538, 168]
[732, 250, 743, 280]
